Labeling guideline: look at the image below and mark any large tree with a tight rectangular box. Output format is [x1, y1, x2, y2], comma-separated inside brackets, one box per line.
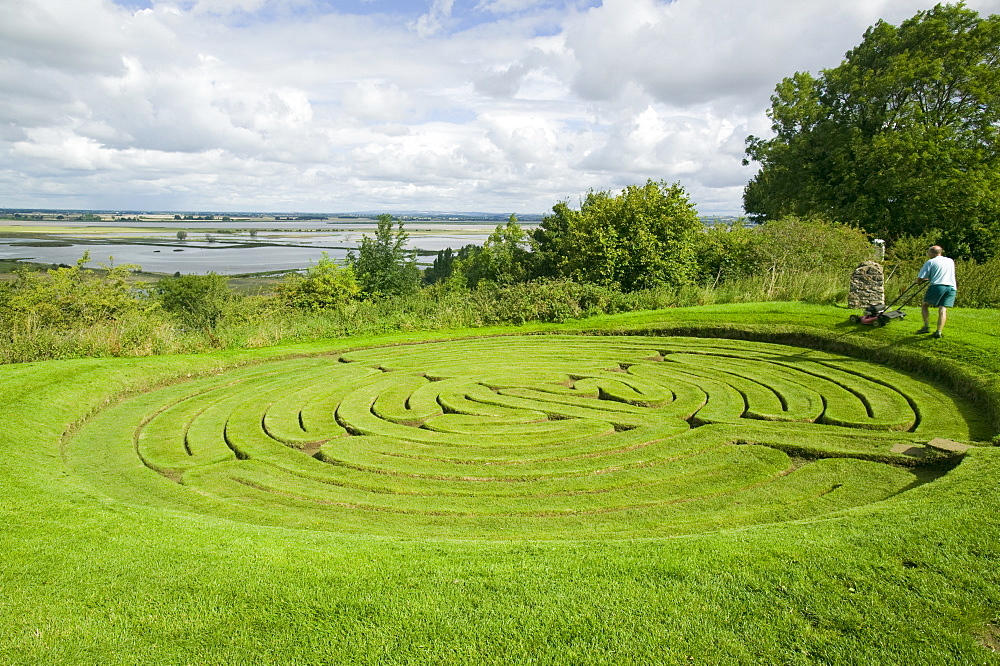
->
[744, 3, 1000, 259]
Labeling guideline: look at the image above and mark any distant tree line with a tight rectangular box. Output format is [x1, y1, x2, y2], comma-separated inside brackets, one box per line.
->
[272, 179, 889, 311]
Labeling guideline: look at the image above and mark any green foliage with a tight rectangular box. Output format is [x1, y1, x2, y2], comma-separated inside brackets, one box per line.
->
[529, 201, 575, 279]
[5, 208, 1000, 364]
[745, 3, 1000, 259]
[449, 246, 486, 290]
[532, 180, 703, 291]
[348, 214, 420, 297]
[176, 230, 187, 241]
[452, 215, 530, 289]
[953, 256, 1000, 307]
[755, 216, 873, 275]
[469, 279, 629, 324]
[480, 214, 530, 285]
[886, 232, 942, 266]
[694, 216, 872, 294]
[274, 252, 360, 310]
[883, 232, 942, 286]
[1, 252, 147, 331]
[424, 244, 480, 286]
[157, 273, 232, 329]
[423, 247, 456, 284]
[694, 221, 760, 285]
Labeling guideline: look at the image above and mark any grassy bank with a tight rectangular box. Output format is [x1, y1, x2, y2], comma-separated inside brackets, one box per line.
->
[1, 302, 999, 664]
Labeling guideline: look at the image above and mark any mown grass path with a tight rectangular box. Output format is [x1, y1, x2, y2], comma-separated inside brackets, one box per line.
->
[2, 302, 1000, 664]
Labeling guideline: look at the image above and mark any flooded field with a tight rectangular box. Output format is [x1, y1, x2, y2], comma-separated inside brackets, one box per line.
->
[0, 220, 506, 274]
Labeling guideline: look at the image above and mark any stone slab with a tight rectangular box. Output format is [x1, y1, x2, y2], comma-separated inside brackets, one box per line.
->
[925, 438, 973, 453]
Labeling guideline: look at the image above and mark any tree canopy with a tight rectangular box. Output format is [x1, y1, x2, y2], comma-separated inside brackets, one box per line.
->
[275, 252, 360, 310]
[348, 214, 420, 297]
[157, 272, 230, 329]
[530, 180, 702, 292]
[743, 3, 1000, 259]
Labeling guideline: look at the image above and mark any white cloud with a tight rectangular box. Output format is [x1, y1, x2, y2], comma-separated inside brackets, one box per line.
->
[0, 0, 128, 74]
[188, 0, 271, 15]
[2, 0, 1000, 214]
[411, 0, 456, 38]
[11, 129, 116, 171]
[343, 81, 414, 123]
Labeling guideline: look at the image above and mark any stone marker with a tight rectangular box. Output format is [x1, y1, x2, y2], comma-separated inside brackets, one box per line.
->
[848, 261, 885, 309]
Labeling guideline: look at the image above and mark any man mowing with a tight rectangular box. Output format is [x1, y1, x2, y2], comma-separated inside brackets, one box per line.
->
[915, 245, 957, 339]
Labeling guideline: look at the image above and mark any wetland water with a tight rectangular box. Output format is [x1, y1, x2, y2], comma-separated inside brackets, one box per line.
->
[0, 221, 503, 274]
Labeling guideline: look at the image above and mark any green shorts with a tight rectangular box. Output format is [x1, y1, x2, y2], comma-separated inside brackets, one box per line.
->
[925, 284, 956, 308]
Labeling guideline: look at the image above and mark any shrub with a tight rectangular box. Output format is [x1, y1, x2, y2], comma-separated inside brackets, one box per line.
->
[471, 279, 629, 324]
[460, 215, 530, 287]
[274, 253, 360, 310]
[694, 222, 761, 286]
[753, 216, 873, 275]
[3, 253, 150, 331]
[884, 231, 940, 281]
[955, 256, 1000, 308]
[157, 273, 232, 330]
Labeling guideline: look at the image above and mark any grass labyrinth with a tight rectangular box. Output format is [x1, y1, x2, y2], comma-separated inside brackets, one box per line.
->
[67, 335, 988, 540]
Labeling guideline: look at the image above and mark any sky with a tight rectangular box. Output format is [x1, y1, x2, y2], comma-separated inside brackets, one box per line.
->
[2, 0, 999, 215]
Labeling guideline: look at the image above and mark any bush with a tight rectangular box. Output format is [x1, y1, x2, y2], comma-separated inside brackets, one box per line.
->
[955, 257, 1000, 308]
[471, 279, 630, 324]
[2, 253, 150, 331]
[884, 232, 940, 281]
[754, 216, 873, 275]
[531, 180, 703, 291]
[458, 215, 530, 288]
[157, 273, 232, 330]
[274, 253, 360, 310]
[695, 222, 761, 286]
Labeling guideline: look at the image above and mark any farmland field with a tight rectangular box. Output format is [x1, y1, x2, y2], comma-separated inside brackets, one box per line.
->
[3, 302, 1000, 664]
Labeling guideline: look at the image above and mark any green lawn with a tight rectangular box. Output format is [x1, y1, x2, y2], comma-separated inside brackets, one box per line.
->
[2, 302, 999, 665]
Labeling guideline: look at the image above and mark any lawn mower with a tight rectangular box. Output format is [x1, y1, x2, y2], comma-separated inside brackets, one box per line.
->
[849, 280, 927, 327]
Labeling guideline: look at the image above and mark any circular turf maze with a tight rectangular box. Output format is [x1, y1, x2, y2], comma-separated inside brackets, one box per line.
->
[64, 335, 989, 539]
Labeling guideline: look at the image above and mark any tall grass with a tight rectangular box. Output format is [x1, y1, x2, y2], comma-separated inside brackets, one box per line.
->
[883, 255, 1000, 309]
[956, 256, 1000, 308]
[2, 259, 997, 365]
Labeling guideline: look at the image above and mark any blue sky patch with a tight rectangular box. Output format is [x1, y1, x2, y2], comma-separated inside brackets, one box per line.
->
[110, 0, 603, 33]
